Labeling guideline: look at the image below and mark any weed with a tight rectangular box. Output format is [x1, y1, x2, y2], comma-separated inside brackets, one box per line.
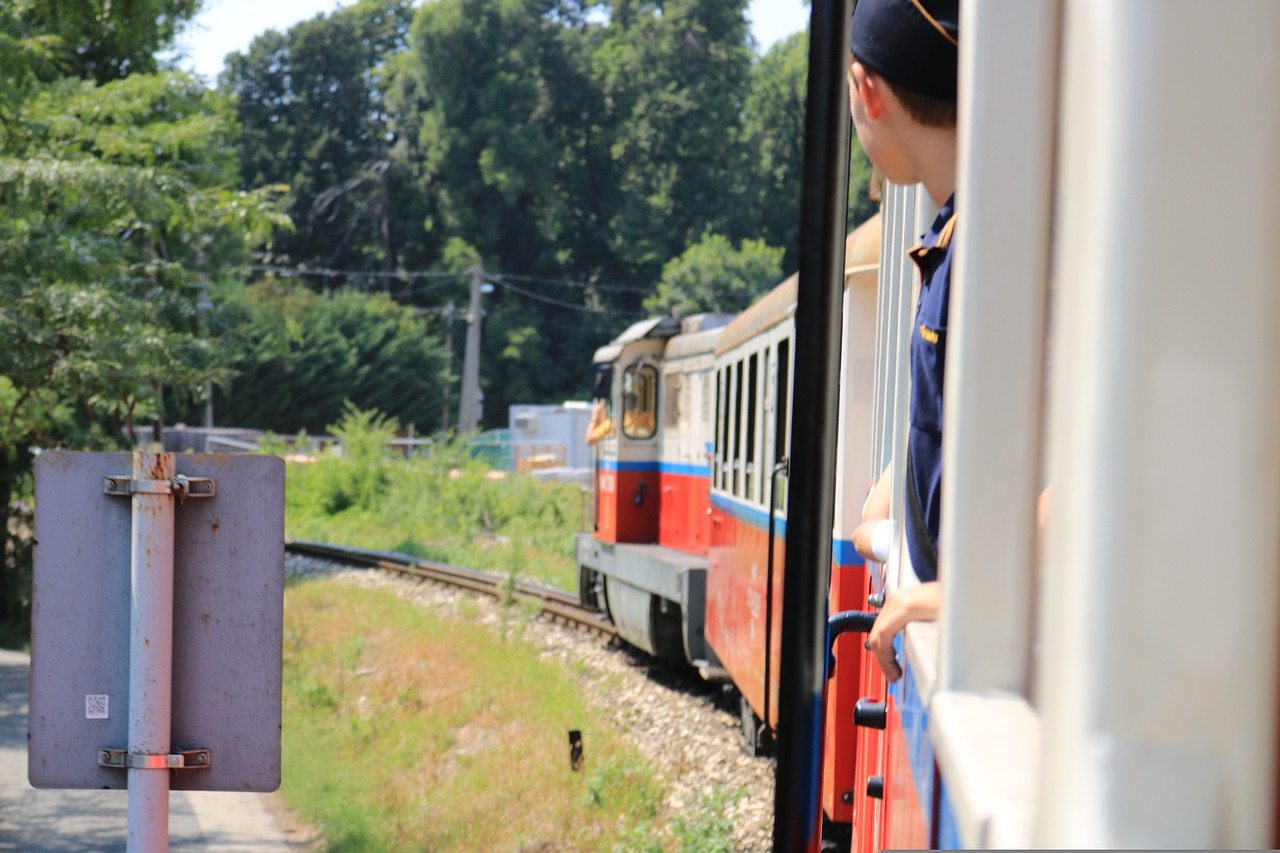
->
[297, 680, 338, 709]
[672, 786, 744, 852]
[286, 424, 584, 592]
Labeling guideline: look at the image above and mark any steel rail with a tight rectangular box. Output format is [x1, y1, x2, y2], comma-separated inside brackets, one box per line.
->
[285, 538, 615, 637]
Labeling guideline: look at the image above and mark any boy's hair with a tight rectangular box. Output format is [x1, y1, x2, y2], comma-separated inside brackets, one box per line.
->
[853, 53, 957, 129]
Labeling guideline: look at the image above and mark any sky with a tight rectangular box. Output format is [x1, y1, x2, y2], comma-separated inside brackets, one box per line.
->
[173, 0, 810, 81]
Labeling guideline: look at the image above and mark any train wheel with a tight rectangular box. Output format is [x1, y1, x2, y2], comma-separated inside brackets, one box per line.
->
[578, 565, 604, 613]
[740, 693, 774, 757]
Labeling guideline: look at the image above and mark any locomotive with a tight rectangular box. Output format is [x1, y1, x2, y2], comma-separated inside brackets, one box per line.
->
[583, 1, 1280, 849]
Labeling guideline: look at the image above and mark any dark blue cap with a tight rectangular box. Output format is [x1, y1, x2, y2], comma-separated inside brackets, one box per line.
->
[850, 0, 959, 102]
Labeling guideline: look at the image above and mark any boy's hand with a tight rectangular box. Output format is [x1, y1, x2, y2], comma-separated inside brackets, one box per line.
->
[866, 581, 942, 682]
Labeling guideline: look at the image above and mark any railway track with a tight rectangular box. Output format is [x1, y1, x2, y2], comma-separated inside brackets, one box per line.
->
[284, 538, 617, 638]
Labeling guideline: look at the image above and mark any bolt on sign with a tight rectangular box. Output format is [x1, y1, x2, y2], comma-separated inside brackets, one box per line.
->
[28, 452, 285, 792]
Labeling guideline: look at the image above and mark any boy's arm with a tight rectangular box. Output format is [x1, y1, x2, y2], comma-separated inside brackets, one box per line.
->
[585, 402, 612, 445]
[852, 463, 893, 561]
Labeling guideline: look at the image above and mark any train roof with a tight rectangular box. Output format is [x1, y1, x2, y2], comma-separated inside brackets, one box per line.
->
[714, 271, 797, 357]
[715, 212, 881, 356]
[590, 313, 731, 364]
[663, 325, 725, 360]
[591, 315, 681, 363]
[844, 210, 881, 277]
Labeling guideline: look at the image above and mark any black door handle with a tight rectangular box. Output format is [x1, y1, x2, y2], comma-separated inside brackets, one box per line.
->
[827, 610, 878, 677]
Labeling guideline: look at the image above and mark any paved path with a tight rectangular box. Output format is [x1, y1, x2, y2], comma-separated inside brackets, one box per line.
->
[0, 649, 315, 852]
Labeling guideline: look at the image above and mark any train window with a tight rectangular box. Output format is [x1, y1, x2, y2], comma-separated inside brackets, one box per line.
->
[591, 362, 613, 402]
[682, 375, 693, 430]
[716, 368, 726, 489]
[664, 373, 681, 428]
[702, 373, 713, 424]
[745, 352, 759, 503]
[732, 360, 745, 496]
[775, 337, 790, 511]
[621, 363, 658, 439]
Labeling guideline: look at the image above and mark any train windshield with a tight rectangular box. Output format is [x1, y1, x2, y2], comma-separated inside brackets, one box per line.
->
[591, 362, 613, 402]
[621, 363, 658, 439]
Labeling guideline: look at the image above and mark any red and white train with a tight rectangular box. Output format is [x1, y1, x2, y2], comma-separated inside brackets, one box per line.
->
[581, 1, 1280, 849]
[577, 213, 881, 847]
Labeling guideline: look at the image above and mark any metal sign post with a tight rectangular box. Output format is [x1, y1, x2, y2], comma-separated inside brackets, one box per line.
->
[128, 452, 177, 850]
[30, 450, 284, 851]
[110, 452, 217, 851]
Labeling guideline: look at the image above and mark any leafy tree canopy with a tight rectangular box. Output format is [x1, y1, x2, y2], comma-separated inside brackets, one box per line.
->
[12, 0, 204, 84]
[0, 72, 287, 451]
[643, 233, 784, 317]
[0, 1, 286, 639]
[219, 0, 824, 430]
[210, 280, 450, 435]
[220, 0, 419, 277]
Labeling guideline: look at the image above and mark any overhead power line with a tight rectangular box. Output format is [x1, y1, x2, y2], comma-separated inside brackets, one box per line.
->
[248, 263, 653, 297]
[247, 264, 463, 281]
[245, 262, 652, 318]
[489, 279, 646, 317]
[489, 271, 653, 295]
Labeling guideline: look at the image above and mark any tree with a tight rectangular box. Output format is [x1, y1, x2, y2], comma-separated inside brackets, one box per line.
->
[13, 0, 204, 84]
[0, 19, 287, 638]
[740, 30, 878, 270]
[397, 0, 642, 425]
[643, 233, 784, 317]
[208, 281, 451, 435]
[221, 0, 421, 281]
[740, 32, 807, 270]
[1, 72, 286, 445]
[216, 0, 828, 431]
[404, 0, 605, 277]
[592, 0, 755, 276]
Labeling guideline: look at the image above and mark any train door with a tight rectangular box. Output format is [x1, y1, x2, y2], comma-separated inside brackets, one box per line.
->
[596, 345, 663, 544]
[842, 179, 936, 852]
[823, 214, 881, 839]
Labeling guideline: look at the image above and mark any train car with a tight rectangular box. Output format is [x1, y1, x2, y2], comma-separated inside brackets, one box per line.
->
[702, 211, 881, 772]
[576, 313, 730, 669]
[815, 2, 1280, 850]
[657, 318, 732, 555]
[704, 266, 797, 755]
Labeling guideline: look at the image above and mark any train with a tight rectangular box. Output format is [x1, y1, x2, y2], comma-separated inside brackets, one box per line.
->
[577, 210, 879, 847]
[578, 1, 1280, 850]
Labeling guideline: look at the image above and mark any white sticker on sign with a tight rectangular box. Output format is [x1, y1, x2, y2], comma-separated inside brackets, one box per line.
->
[85, 694, 109, 720]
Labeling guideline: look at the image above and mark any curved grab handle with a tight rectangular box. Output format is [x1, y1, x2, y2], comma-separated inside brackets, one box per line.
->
[826, 610, 878, 677]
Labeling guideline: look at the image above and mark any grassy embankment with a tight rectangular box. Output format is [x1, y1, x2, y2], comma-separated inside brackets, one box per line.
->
[284, 411, 585, 591]
[279, 411, 740, 851]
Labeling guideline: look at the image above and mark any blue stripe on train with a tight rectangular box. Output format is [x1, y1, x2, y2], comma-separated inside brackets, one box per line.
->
[711, 492, 784, 534]
[598, 460, 711, 476]
[659, 462, 711, 477]
[598, 460, 659, 472]
[709, 493, 866, 568]
[832, 538, 867, 568]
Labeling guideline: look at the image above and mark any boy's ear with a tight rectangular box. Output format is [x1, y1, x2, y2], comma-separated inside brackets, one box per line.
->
[853, 62, 887, 122]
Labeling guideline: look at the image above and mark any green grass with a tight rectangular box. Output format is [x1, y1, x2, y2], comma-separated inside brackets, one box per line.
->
[279, 413, 744, 851]
[281, 577, 669, 851]
[285, 434, 587, 592]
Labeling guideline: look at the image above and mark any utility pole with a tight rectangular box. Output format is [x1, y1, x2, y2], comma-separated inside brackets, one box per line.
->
[441, 301, 454, 435]
[197, 274, 214, 429]
[457, 266, 486, 433]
